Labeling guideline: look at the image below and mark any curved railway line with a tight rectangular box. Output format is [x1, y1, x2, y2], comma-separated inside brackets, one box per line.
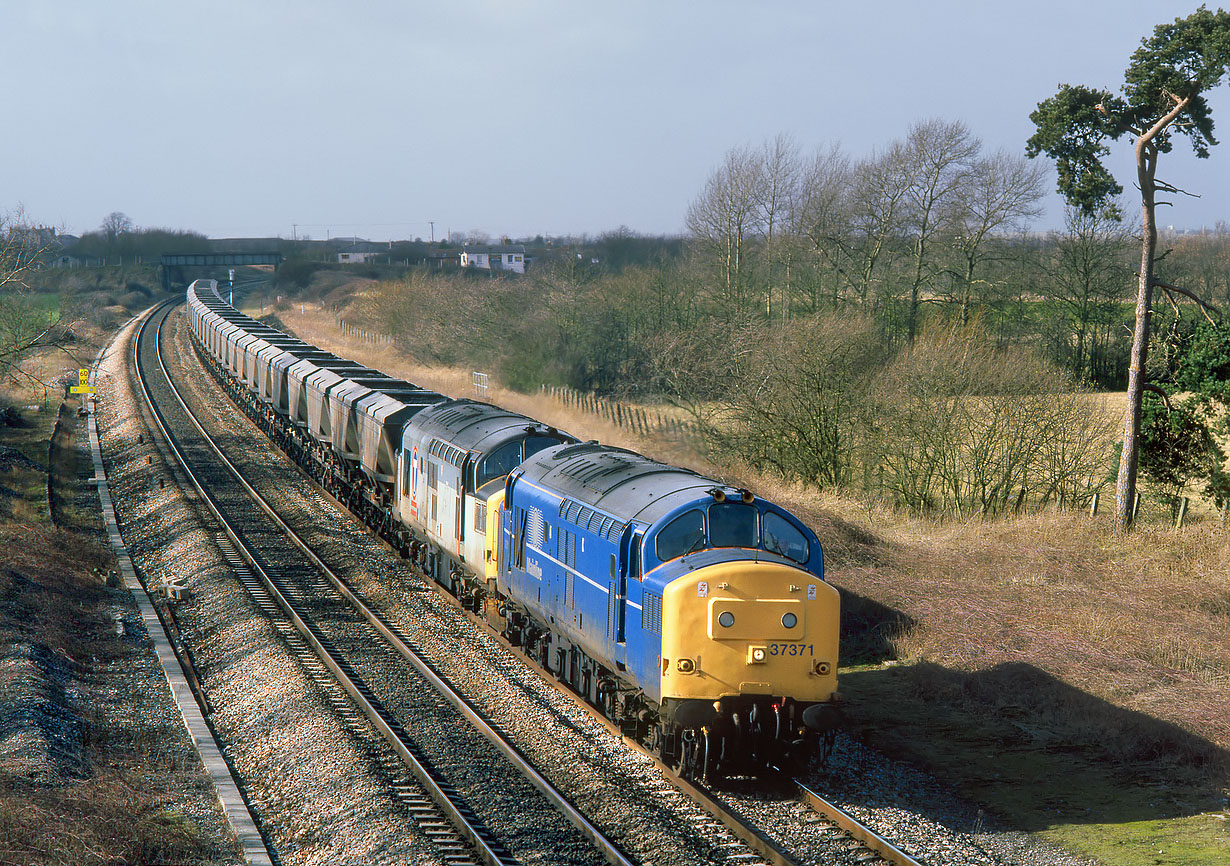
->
[135, 300, 627, 866]
[125, 295, 939, 866]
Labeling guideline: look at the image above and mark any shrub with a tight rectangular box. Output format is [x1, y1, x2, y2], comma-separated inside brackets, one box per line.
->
[867, 325, 1115, 514]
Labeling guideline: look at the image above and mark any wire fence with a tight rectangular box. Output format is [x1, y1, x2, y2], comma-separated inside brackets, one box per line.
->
[338, 318, 393, 345]
[539, 384, 700, 440]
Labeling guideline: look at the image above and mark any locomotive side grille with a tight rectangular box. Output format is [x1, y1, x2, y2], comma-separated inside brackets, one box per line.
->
[643, 592, 663, 635]
[527, 507, 545, 548]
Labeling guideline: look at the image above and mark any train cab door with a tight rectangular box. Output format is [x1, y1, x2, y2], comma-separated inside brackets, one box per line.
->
[455, 454, 470, 558]
[612, 528, 641, 647]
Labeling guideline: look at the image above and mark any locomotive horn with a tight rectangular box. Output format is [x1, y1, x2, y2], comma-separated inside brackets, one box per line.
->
[740, 489, 754, 504]
[711, 488, 726, 503]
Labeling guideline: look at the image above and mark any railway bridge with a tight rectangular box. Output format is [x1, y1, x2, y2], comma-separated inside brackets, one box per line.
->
[160, 251, 282, 289]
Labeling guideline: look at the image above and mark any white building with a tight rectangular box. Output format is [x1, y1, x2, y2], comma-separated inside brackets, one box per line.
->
[459, 244, 526, 274]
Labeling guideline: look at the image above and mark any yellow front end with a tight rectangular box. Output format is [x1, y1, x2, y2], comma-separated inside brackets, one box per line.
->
[659, 561, 840, 705]
[484, 488, 505, 582]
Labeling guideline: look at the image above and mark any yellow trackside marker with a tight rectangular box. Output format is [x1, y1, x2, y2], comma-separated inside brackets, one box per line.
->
[71, 368, 96, 400]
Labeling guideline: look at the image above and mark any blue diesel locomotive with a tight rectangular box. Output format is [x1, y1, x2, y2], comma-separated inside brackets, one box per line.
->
[496, 441, 841, 775]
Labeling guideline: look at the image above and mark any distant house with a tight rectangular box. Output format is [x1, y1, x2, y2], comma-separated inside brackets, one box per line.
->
[336, 240, 387, 264]
[8, 224, 54, 247]
[459, 244, 526, 274]
[427, 250, 461, 270]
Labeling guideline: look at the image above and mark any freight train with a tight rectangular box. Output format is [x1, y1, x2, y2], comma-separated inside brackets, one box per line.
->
[185, 279, 842, 778]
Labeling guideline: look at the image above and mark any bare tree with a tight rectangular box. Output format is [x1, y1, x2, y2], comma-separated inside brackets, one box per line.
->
[100, 211, 133, 264]
[950, 149, 1048, 323]
[686, 145, 761, 317]
[896, 119, 982, 342]
[842, 144, 911, 306]
[100, 211, 133, 244]
[753, 133, 803, 321]
[0, 210, 78, 390]
[1041, 206, 1134, 384]
[796, 143, 854, 311]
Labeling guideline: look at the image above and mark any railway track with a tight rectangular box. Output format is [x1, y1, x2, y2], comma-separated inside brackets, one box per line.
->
[131, 297, 938, 866]
[133, 300, 631, 866]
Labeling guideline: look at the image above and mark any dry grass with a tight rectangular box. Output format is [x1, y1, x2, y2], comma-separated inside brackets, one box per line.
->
[864, 512, 1230, 729]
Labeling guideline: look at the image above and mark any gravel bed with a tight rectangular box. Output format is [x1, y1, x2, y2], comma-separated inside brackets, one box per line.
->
[98, 309, 444, 865]
[0, 324, 245, 863]
[109, 302, 1099, 866]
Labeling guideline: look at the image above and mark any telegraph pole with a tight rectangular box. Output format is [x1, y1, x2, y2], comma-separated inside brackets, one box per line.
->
[428, 221, 435, 243]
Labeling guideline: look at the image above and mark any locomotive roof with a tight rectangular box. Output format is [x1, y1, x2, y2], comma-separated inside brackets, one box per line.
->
[407, 399, 571, 454]
[518, 441, 717, 527]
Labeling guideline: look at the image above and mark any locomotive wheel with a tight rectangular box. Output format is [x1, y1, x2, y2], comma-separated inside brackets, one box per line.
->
[678, 729, 695, 779]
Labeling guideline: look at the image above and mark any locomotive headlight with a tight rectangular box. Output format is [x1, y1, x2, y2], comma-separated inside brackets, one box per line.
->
[718, 611, 735, 628]
[781, 612, 798, 629]
[677, 658, 696, 673]
[748, 646, 767, 664]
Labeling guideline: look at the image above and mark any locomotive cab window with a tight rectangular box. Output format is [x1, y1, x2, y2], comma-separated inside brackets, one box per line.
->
[523, 435, 561, 462]
[709, 502, 758, 549]
[655, 509, 706, 562]
[762, 511, 809, 564]
[476, 441, 522, 489]
[475, 435, 562, 490]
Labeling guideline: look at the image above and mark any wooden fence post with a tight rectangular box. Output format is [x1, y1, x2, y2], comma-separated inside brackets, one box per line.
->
[1089, 492, 1099, 518]
[1176, 496, 1189, 529]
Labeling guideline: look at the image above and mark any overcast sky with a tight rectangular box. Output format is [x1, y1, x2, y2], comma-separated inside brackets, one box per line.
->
[4, 1, 1227, 241]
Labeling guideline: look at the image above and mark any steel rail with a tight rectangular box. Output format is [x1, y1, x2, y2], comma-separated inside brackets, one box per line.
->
[796, 780, 927, 866]
[135, 302, 511, 866]
[144, 301, 636, 866]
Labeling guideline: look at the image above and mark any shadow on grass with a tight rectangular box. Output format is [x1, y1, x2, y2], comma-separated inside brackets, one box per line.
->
[836, 656, 1229, 831]
[837, 586, 917, 665]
